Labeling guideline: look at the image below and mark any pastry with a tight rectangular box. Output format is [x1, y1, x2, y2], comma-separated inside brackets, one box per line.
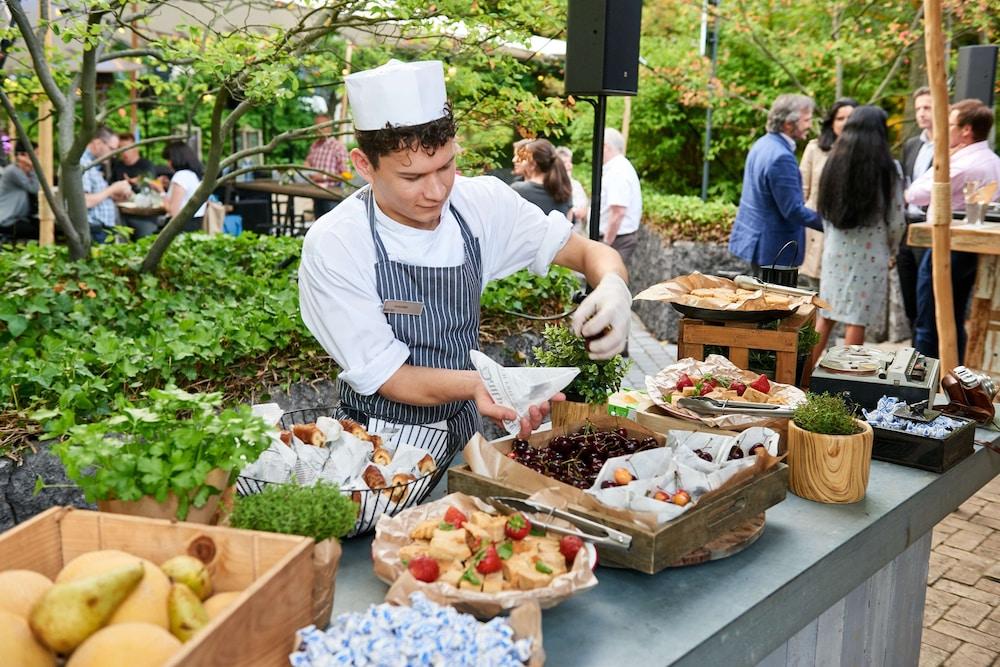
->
[292, 423, 325, 446]
[362, 464, 386, 489]
[417, 453, 436, 475]
[386, 473, 415, 502]
[372, 447, 392, 466]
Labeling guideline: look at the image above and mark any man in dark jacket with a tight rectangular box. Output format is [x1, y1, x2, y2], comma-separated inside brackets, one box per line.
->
[896, 87, 933, 333]
[729, 94, 823, 273]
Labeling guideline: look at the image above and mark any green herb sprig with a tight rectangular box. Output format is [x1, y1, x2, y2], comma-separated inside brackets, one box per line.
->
[792, 392, 862, 436]
[229, 480, 358, 542]
[533, 324, 630, 405]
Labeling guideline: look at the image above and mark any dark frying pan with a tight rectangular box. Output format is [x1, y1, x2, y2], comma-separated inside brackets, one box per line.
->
[671, 302, 798, 323]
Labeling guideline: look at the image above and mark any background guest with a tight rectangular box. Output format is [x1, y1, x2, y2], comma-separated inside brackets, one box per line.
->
[728, 94, 822, 274]
[112, 133, 163, 239]
[162, 141, 207, 231]
[897, 87, 934, 334]
[555, 145, 589, 233]
[812, 106, 905, 364]
[0, 141, 39, 241]
[798, 97, 857, 289]
[510, 139, 572, 216]
[304, 113, 349, 219]
[600, 128, 642, 264]
[82, 127, 133, 243]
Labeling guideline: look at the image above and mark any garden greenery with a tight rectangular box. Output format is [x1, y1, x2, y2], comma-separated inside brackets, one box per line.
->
[642, 193, 737, 244]
[228, 481, 359, 542]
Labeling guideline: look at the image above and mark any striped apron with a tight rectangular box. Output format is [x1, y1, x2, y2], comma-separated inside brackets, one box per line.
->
[339, 188, 482, 450]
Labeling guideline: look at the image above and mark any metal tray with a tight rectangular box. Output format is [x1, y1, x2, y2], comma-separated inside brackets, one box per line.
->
[672, 302, 798, 323]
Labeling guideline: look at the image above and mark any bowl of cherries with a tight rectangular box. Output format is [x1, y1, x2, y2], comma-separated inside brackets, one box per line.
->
[507, 423, 664, 491]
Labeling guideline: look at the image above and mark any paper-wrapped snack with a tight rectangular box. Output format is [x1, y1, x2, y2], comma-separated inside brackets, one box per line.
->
[373, 493, 597, 620]
[470, 350, 578, 436]
[646, 355, 806, 429]
[633, 272, 829, 311]
[672, 427, 780, 473]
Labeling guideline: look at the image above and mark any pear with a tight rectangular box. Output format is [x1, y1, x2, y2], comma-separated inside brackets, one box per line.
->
[203, 591, 243, 619]
[29, 562, 144, 654]
[160, 555, 212, 601]
[167, 583, 209, 642]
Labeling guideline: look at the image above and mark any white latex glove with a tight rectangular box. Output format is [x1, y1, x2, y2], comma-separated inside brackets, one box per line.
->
[571, 273, 632, 359]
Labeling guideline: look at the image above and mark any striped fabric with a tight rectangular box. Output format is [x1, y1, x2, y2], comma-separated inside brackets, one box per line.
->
[339, 188, 483, 449]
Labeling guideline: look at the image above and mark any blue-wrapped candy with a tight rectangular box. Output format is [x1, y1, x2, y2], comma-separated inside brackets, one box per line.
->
[863, 396, 966, 438]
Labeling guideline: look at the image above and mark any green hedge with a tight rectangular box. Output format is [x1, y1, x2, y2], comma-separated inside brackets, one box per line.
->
[642, 192, 737, 244]
[0, 234, 325, 421]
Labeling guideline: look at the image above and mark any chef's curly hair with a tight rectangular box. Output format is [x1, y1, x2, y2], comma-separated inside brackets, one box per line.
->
[356, 105, 456, 169]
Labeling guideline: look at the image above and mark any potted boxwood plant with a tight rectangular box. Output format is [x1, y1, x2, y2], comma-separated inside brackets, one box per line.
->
[533, 324, 630, 427]
[787, 392, 873, 503]
[35, 387, 274, 522]
[228, 481, 358, 628]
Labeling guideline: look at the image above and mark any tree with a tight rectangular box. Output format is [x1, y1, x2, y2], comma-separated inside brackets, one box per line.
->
[1, 0, 574, 271]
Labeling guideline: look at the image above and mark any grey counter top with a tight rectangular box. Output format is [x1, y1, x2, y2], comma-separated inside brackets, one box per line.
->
[329, 441, 1000, 666]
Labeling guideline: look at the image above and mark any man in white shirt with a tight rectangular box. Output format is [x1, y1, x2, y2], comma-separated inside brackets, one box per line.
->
[599, 128, 642, 264]
[298, 60, 632, 447]
[905, 98, 1000, 360]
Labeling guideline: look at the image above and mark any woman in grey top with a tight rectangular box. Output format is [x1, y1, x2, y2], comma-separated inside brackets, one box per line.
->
[511, 139, 572, 217]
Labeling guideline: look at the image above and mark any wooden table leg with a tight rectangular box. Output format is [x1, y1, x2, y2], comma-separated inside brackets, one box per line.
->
[964, 255, 1000, 378]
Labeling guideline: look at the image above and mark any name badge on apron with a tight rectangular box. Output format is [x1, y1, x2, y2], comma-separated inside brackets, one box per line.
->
[383, 299, 424, 316]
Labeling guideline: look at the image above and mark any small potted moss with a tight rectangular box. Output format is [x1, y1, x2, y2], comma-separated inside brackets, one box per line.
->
[787, 392, 873, 503]
[228, 481, 358, 628]
[533, 324, 630, 427]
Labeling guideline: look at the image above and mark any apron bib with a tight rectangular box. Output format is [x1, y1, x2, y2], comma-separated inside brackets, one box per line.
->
[339, 188, 483, 450]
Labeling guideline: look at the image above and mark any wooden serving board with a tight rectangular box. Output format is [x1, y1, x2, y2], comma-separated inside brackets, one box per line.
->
[668, 513, 765, 567]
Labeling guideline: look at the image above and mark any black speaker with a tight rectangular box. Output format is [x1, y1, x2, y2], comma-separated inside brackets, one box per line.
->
[565, 0, 643, 96]
[953, 45, 998, 107]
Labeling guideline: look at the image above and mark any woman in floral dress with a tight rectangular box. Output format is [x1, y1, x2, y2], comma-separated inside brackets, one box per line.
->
[812, 105, 905, 364]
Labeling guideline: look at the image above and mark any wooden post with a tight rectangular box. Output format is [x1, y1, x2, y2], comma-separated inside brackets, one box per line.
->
[37, 0, 54, 246]
[923, 0, 958, 373]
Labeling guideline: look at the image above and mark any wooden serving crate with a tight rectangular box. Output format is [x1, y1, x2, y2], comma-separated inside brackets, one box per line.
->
[678, 305, 816, 386]
[449, 420, 789, 574]
[0, 507, 314, 666]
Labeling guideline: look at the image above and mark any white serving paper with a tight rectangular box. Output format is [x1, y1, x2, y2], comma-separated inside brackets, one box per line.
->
[470, 350, 579, 436]
[671, 427, 780, 473]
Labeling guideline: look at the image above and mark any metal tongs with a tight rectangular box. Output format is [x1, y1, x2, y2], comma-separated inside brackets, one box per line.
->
[734, 275, 818, 298]
[487, 496, 632, 550]
[677, 396, 796, 418]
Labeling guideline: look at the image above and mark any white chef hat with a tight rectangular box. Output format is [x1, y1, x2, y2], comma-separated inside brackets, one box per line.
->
[345, 59, 448, 131]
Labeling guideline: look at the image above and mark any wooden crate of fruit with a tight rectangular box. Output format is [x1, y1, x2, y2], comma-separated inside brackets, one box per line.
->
[0, 506, 314, 666]
[449, 417, 788, 575]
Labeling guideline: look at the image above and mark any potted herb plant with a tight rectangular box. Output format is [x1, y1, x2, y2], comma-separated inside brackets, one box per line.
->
[787, 392, 873, 503]
[533, 324, 630, 427]
[228, 481, 358, 628]
[35, 387, 274, 523]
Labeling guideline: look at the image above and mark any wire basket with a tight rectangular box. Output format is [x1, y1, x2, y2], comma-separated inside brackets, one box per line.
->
[236, 406, 458, 538]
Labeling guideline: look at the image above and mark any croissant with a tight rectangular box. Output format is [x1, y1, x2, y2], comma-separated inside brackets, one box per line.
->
[278, 430, 293, 447]
[372, 447, 392, 466]
[417, 454, 436, 475]
[362, 464, 386, 489]
[292, 423, 325, 447]
[385, 473, 415, 502]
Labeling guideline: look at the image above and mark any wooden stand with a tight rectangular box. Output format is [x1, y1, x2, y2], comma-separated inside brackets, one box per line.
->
[787, 420, 873, 504]
[677, 305, 816, 386]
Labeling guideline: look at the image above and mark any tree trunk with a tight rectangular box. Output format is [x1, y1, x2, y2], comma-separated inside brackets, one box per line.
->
[58, 160, 91, 260]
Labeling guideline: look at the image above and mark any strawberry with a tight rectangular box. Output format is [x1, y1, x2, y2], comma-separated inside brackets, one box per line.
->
[504, 513, 531, 540]
[475, 545, 503, 574]
[443, 506, 467, 529]
[559, 535, 584, 566]
[407, 556, 440, 583]
[675, 373, 694, 391]
[699, 383, 714, 396]
[749, 374, 770, 394]
[731, 381, 747, 396]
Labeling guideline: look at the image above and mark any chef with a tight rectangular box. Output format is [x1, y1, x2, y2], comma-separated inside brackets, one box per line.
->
[298, 59, 632, 448]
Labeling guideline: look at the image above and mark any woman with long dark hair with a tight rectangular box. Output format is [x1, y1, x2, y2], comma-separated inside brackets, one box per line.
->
[162, 141, 206, 228]
[812, 105, 905, 363]
[798, 97, 857, 287]
[511, 139, 572, 217]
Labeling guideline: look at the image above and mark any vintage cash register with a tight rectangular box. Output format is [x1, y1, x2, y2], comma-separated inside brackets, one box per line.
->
[810, 346, 940, 411]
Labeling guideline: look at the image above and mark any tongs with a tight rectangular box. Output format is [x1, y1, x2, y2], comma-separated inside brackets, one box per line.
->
[892, 399, 941, 423]
[487, 496, 632, 550]
[677, 396, 796, 418]
[734, 275, 818, 298]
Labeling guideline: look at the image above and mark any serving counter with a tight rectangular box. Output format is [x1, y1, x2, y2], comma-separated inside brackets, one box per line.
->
[330, 435, 1000, 666]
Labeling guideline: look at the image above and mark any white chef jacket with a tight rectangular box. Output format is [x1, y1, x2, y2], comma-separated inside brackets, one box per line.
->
[299, 175, 573, 396]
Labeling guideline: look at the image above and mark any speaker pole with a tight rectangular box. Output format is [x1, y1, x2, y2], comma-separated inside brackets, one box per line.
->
[586, 94, 608, 242]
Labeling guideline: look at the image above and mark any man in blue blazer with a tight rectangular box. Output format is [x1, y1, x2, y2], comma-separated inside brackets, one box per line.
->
[729, 94, 823, 271]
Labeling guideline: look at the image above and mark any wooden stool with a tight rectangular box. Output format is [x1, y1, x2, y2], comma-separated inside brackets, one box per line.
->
[677, 305, 816, 387]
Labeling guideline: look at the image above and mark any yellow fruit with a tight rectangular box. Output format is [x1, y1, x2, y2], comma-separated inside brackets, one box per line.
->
[57, 550, 170, 629]
[30, 562, 144, 654]
[0, 608, 55, 667]
[168, 583, 209, 642]
[203, 591, 242, 619]
[160, 555, 212, 600]
[67, 622, 181, 667]
[0, 569, 53, 618]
